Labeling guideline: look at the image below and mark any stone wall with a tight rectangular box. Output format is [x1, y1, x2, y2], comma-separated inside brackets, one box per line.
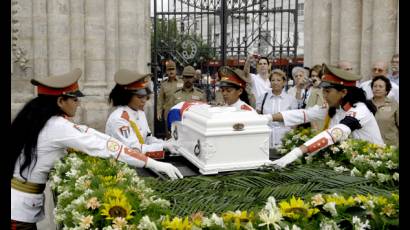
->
[11, 0, 151, 131]
[304, 0, 399, 80]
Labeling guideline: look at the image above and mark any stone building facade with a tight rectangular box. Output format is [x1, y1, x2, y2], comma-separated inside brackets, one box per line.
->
[11, 0, 399, 132]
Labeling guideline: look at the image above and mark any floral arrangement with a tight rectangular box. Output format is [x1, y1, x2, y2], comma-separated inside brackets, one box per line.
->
[51, 152, 399, 229]
[277, 127, 399, 185]
[50, 152, 171, 229]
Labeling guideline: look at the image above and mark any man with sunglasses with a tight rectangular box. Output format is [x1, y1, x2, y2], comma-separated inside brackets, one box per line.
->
[359, 60, 399, 103]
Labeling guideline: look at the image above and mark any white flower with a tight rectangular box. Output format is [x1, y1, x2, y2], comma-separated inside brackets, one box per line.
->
[86, 197, 100, 210]
[284, 224, 302, 230]
[112, 217, 127, 229]
[330, 146, 340, 153]
[137, 216, 158, 230]
[392, 172, 399, 181]
[350, 167, 362, 177]
[66, 168, 79, 178]
[320, 219, 341, 230]
[79, 215, 93, 229]
[377, 173, 390, 183]
[334, 166, 349, 173]
[352, 216, 370, 230]
[258, 201, 283, 230]
[326, 160, 338, 168]
[364, 170, 376, 179]
[311, 194, 325, 206]
[323, 202, 338, 217]
[386, 160, 398, 169]
[210, 213, 225, 227]
[369, 160, 383, 170]
[339, 141, 349, 150]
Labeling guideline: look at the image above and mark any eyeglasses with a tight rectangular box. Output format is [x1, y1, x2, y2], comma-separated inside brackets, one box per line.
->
[372, 68, 384, 73]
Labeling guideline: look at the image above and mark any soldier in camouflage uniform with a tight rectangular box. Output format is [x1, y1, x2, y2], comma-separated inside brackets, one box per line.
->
[169, 65, 207, 106]
[157, 60, 183, 133]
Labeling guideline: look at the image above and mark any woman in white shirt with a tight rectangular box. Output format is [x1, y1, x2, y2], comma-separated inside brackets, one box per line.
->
[287, 66, 309, 108]
[257, 69, 298, 149]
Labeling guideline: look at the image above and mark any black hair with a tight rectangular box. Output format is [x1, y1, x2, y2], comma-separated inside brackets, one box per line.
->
[108, 84, 135, 106]
[370, 75, 392, 95]
[11, 95, 70, 180]
[327, 85, 377, 117]
[258, 56, 269, 65]
[221, 84, 251, 105]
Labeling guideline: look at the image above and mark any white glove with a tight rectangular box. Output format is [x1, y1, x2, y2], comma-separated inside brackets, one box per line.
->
[271, 147, 303, 168]
[262, 114, 272, 122]
[145, 158, 183, 180]
[163, 139, 180, 155]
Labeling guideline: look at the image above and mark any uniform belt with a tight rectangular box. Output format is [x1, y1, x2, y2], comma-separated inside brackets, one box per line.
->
[11, 177, 46, 194]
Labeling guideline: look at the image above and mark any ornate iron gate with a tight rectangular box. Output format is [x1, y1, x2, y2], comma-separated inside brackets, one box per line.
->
[151, 0, 300, 135]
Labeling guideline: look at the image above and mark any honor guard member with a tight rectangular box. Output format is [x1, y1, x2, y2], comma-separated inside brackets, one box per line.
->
[169, 65, 207, 106]
[157, 60, 183, 125]
[218, 66, 256, 112]
[106, 69, 180, 159]
[267, 64, 384, 168]
[11, 69, 183, 229]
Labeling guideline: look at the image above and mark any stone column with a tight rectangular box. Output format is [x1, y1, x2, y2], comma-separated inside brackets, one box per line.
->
[329, 0, 340, 66]
[81, 0, 109, 130]
[359, 0, 374, 80]
[11, 0, 34, 119]
[105, 0, 119, 91]
[47, 0, 70, 74]
[339, 0, 362, 73]
[310, 0, 331, 66]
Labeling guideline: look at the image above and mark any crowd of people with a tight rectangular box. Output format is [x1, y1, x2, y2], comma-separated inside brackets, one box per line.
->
[10, 53, 399, 228]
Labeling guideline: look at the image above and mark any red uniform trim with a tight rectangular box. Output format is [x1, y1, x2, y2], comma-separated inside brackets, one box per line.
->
[306, 137, 328, 153]
[37, 82, 79, 96]
[123, 147, 148, 163]
[124, 81, 146, 90]
[342, 102, 352, 112]
[240, 104, 252, 111]
[121, 111, 130, 121]
[220, 74, 246, 88]
[180, 101, 204, 116]
[146, 151, 165, 159]
[322, 74, 356, 87]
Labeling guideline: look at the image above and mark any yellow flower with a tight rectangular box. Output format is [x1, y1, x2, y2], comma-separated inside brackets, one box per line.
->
[100, 190, 134, 220]
[86, 197, 101, 210]
[381, 204, 397, 217]
[354, 194, 369, 204]
[391, 193, 399, 202]
[279, 196, 319, 220]
[162, 216, 192, 230]
[374, 196, 388, 206]
[190, 212, 204, 227]
[222, 210, 254, 229]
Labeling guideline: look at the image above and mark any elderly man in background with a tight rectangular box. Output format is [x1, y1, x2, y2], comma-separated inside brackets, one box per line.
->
[387, 54, 399, 86]
[359, 60, 399, 103]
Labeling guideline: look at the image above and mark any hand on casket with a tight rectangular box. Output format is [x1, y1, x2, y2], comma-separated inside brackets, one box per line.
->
[271, 147, 303, 168]
[145, 158, 183, 180]
[163, 139, 180, 155]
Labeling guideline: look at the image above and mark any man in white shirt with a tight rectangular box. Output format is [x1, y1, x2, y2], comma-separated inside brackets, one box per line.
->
[359, 61, 399, 103]
[244, 55, 271, 105]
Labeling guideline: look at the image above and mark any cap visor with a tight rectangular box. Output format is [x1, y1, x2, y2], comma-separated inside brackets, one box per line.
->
[218, 81, 238, 88]
[318, 81, 335, 88]
[65, 90, 85, 97]
[133, 88, 151, 96]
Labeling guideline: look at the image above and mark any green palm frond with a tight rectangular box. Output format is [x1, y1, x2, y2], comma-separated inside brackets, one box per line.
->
[144, 163, 397, 216]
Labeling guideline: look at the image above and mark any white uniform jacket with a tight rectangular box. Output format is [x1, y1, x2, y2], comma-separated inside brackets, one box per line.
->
[280, 102, 384, 145]
[105, 106, 165, 154]
[11, 116, 149, 223]
[229, 99, 256, 112]
[250, 73, 271, 105]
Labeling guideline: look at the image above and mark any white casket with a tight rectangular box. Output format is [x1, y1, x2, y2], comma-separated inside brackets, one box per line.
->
[171, 104, 271, 174]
